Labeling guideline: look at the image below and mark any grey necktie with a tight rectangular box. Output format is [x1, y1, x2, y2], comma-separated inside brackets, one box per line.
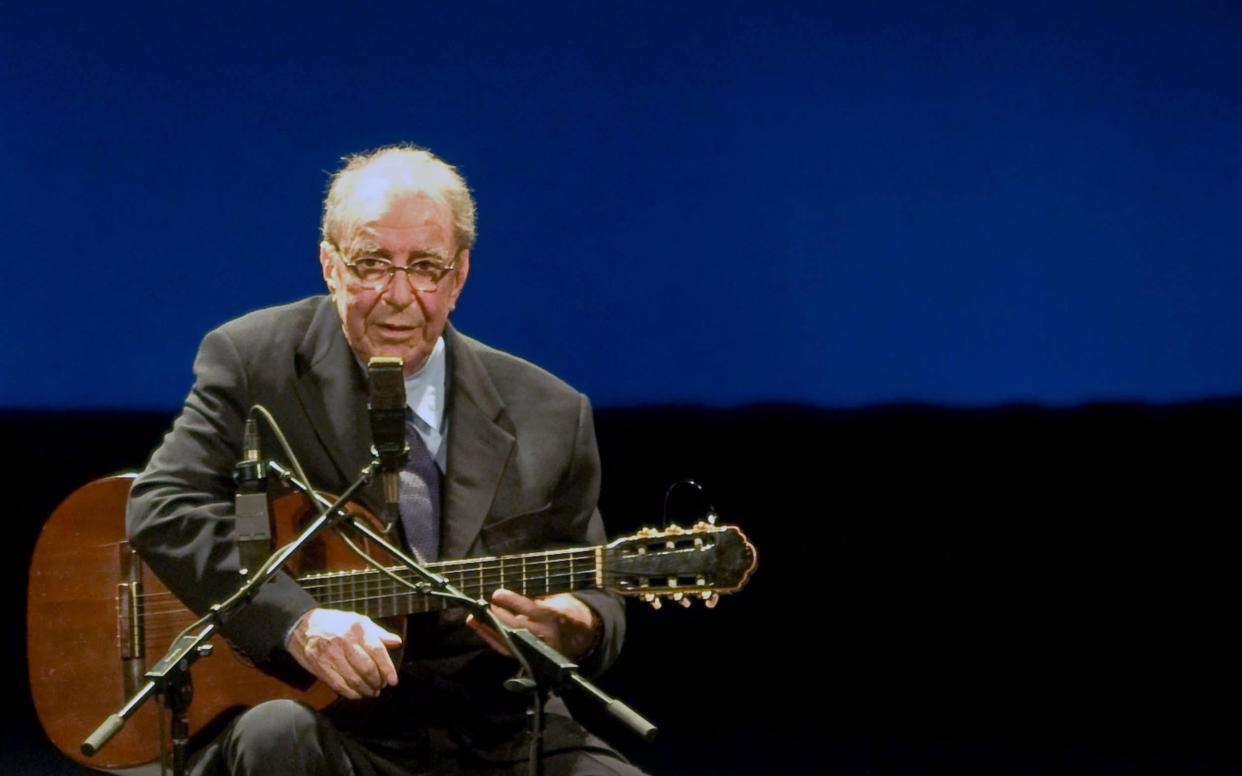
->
[399, 411, 441, 562]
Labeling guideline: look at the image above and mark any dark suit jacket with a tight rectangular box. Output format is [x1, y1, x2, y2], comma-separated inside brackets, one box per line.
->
[126, 296, 625, 699]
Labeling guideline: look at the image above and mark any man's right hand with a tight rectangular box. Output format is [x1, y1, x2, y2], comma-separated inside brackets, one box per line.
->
[285, 608, 401, 699]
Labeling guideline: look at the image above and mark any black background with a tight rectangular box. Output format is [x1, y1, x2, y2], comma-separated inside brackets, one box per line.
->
[6, 403, 1241, 774]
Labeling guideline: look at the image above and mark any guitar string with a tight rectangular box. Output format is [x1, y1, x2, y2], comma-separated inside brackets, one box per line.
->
[134, 569, 620, 620]
[135, 576, 716, 641]
[132, 567, 627, 623]
[133, 558, 608, 610]
[134, 571, 624, 640]
[134, 573, 696, 622]
[136, 584, 714, 641]
[138, 585, 717, 642]
[132, 544, 714, 630]
[131, 551, 605, 607]
[132, 538, 715, 608]
[132, 534, 717, 602]
[125, 539, 728, 628]
[132, 569, 675, 638]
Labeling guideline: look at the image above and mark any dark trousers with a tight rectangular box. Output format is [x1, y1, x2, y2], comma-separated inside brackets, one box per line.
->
[190, 699, 648, 776]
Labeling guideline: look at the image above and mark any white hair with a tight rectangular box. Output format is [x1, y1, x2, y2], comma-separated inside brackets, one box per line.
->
[321, 144, 477, 250]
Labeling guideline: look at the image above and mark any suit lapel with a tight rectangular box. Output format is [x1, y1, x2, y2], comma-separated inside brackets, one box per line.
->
[291, 299, 375, 507]
[441, 325, 515, 559]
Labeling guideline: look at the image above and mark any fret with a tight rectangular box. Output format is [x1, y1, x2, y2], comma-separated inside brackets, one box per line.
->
[295, 541, 636, 621]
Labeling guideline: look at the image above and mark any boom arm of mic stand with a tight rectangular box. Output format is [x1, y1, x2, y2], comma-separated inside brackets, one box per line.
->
[270, 461, 658, 749]
[504, 628, 658, 742]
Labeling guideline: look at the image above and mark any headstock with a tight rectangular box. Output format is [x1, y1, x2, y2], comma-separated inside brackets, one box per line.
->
[603, 522, 758, 609]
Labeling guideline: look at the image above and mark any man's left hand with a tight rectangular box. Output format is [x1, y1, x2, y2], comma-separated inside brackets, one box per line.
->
[466, 589, 599, 659]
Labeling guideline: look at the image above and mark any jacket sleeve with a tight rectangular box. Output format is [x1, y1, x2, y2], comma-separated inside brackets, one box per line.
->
[565, 393, 626, 678]
[125, 327, 318, 664]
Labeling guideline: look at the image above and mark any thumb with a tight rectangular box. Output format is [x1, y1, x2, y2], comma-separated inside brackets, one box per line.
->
[379, 628, 402, 646]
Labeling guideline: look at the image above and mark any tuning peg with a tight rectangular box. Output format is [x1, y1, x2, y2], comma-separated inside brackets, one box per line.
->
[678, 596, 692, 608]
[649, 597, 663, 610]
[702, 591, 719, 609]
[637, 526, 658, 537]
[671, 592, 684, 602]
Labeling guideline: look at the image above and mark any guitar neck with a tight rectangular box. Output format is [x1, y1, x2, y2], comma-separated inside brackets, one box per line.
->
[296, 546, 603, 619]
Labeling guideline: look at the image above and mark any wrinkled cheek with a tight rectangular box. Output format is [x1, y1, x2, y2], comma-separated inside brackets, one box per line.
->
[336, 300, 372, 354]
[330, 292, 352, 333]
[347, 312, 373, 350]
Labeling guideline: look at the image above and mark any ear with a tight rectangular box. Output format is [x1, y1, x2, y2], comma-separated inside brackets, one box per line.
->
[320, 241, 339, 294]
[448, 249, 470, 311]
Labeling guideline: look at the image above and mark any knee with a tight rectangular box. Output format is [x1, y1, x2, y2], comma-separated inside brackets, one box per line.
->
[225, 700, 326, 773]
[232, 699, 317, 744]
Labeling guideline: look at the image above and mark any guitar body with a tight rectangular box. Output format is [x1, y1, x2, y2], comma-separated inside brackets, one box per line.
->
[27, 475, 393, 769]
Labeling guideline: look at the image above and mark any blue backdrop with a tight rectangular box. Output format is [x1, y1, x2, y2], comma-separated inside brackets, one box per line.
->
[4, 1, 1240, 410]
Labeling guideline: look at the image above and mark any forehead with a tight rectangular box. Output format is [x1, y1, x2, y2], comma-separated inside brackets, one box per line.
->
[340, 185, 455, 250]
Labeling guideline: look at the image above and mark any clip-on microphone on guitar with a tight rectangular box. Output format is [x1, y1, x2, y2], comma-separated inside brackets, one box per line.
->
[368, 356, 409, 532]
[233, 416, 272, 576]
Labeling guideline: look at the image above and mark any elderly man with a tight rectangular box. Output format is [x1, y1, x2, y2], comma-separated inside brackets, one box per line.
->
[127, 145, 643, 775]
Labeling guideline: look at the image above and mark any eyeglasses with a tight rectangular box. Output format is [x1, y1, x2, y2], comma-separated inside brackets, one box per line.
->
[333, 247, 459, 293]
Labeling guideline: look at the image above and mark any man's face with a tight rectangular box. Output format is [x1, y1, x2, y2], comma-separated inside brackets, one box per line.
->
[320, 191, 469, 376]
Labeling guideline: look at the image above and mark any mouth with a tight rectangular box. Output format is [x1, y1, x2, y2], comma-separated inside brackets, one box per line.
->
[373, 322, 421, 340]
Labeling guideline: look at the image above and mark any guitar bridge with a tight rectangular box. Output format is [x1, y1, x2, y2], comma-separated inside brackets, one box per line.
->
[117, 542, 146, 697]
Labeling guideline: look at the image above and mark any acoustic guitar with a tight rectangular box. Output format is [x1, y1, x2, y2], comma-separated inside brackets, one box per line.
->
[27, 475, 757, 769]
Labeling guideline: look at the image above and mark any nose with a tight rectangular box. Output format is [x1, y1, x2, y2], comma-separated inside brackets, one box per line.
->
[381, 268, 418, 308]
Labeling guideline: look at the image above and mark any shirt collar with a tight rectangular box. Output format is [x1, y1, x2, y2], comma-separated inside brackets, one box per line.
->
[404, 336, 447, 432]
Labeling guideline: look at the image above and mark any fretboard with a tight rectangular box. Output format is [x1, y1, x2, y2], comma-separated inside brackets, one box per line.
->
[295, 546, 603, 619]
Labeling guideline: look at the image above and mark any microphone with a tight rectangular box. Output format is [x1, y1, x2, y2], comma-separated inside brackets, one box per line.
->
[233, 415, 272, 575]
[368, 356, 409, 530]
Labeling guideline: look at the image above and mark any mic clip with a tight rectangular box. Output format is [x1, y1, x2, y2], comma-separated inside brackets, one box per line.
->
[233, 454, 273, 577]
